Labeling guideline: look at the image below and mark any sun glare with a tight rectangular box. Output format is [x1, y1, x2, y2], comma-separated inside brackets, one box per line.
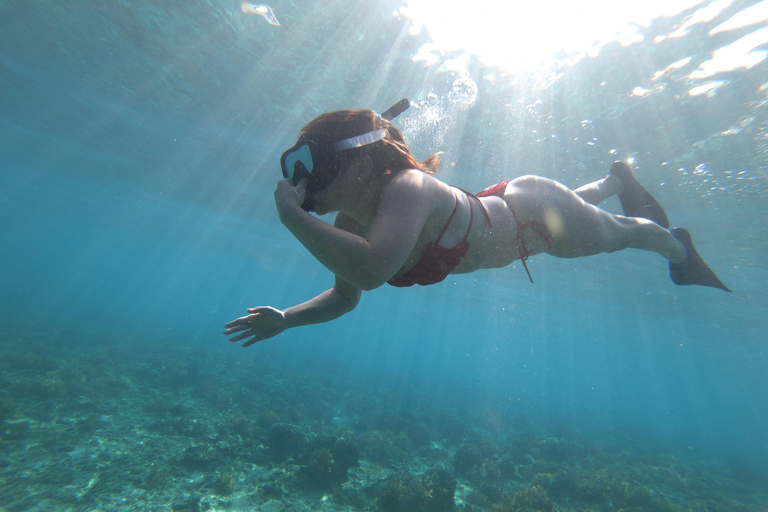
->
[400, 0, 717, 73]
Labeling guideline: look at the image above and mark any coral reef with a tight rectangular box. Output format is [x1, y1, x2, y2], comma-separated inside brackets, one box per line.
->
[453, 441, 501, 484]
[360, 429, 411, 465]
[296, 434, 359, 490]
[377, 468, 457, 512]
[0, 323, 765, 512]
[490, 484, 553, 512]
[267, 423, 307, 463]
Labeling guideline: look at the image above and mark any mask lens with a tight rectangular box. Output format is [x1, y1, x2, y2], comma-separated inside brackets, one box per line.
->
[281, 143, 314, 185]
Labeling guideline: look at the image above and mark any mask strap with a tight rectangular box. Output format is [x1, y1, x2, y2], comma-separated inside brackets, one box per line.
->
[333, 129, 387, 151]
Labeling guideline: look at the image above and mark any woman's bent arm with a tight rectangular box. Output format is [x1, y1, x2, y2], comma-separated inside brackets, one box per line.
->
[224, 277, 361, 347]
[275, 175, 431, 290]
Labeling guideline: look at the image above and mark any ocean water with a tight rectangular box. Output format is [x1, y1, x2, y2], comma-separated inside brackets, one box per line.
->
[1, 0, 767, 511]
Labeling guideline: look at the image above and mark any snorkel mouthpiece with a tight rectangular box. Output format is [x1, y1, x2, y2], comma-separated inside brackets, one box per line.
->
[280, 99, 411, 211]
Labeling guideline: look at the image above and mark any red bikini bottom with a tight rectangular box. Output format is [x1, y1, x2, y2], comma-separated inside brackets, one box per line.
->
[477, 181, 552, 283]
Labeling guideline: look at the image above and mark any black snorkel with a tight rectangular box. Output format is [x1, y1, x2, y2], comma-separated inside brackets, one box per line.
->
[280, 99, 411, 212]
[381, 98, 410, 121]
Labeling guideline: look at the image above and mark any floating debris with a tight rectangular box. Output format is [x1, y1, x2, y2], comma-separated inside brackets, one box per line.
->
[241, 1, 280, 26]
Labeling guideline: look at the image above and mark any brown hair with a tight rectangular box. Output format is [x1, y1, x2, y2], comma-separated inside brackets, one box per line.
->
[300, 109, 440, 175]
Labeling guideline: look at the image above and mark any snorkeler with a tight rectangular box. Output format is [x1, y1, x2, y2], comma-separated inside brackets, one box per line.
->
[224, 100, 730, 347]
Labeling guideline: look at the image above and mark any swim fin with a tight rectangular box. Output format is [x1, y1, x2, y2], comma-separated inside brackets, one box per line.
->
[669, 227, 732, 292]
[609, 161, 670, 229]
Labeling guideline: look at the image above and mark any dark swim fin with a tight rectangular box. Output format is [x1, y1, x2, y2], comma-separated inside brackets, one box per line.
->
[609, 161, 670, 228]
[669, 228, 732, 292]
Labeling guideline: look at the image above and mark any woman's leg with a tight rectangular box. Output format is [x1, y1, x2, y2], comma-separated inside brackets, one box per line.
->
[505, 175, 686, 262]
[573, 174, 623, 206]
[572, 162, 671, 228]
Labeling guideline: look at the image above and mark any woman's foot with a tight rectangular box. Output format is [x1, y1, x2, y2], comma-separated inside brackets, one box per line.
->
[609, 161, 670, 228]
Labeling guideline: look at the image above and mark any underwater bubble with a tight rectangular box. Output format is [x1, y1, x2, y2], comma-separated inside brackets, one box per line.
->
[448, 77, 478, 108]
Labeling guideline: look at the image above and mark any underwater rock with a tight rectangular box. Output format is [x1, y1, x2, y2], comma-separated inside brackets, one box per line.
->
[0, 397, 13, 423]
[423, 468, 457, 511]
[230, 413, 259, 440]
[496, 456, 519, 480]
[490, 485, 554, 512]
[506, 432, 538, 460]
[172, 443, 222, 471]
[332, 482, 375, 510]
[405, 421, 431, 449]
[377, 472, 429, 512]
[534, 437, 575, 462]
[170, 495, 201, 512]
[361, 429, 410, 465]
[453, 441, 500, 484]
[534, 465, 677, 511]
[3, 351, 60, 372]
[377, 468, 456, 512]
[454, 443, 485, 475]
[367, 411, 431, 450]
[257, 409, 280, 429]
[296, 434, 359, 490]
[259, 501, 286, 512]
[172, 418, 214, 438]
[434, 412, 471, 444]
[213, 471, 235, 495]
[144, 465, 171, 490]
[260, 480, 285, 499]
[466, 484, 504, 508]
[267, 423, 306, 463]
[76, 414, 105, 434]
[0, 419, 32, 441]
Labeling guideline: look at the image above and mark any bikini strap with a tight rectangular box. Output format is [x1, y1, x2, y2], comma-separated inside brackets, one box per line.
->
[457, 188, 493, 229]
[433, 196, 460, 246]
[435, 189, 491, 246]
[509, 205, 553, 284]
[461, 194, 474, 243]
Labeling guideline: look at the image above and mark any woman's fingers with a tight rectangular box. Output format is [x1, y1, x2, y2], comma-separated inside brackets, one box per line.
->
[242, 337, 261, 348]
[225, 309, 268, 331]
[224, 314, 252, 329]
[225, 307, 282, 347]
[228, 330, 254, 342]
[295, 179, 307, 204]
[223, 323, 248, 335]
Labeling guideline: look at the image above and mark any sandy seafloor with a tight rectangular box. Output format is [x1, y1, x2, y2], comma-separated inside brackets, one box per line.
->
[1, 320, 765, 512]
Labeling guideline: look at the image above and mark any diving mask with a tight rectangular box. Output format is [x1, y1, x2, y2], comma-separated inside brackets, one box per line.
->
[280, 99, 410, 211]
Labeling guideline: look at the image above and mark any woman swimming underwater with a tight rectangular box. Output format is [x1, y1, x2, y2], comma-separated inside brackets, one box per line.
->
[224, 100, 730, 347]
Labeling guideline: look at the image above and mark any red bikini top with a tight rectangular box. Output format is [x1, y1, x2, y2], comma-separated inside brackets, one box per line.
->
[386, 181, 552, 287]
[387, 191, 487, 287]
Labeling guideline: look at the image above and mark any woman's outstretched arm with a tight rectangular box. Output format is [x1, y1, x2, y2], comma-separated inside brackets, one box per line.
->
[224, 193, 371, 347]
[224, 276, 361, 347]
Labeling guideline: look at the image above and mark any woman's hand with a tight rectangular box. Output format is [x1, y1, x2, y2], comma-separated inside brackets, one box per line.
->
[223, 306, 287, 347]
[275, 178, 306, 222]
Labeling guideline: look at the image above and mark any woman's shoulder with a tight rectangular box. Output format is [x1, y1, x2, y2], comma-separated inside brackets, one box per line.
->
[385, 168, 446, 194]
[378, 169, 454, 217]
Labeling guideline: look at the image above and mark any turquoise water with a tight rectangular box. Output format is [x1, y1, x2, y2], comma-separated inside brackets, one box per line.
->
[1, 0, 767, 510]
